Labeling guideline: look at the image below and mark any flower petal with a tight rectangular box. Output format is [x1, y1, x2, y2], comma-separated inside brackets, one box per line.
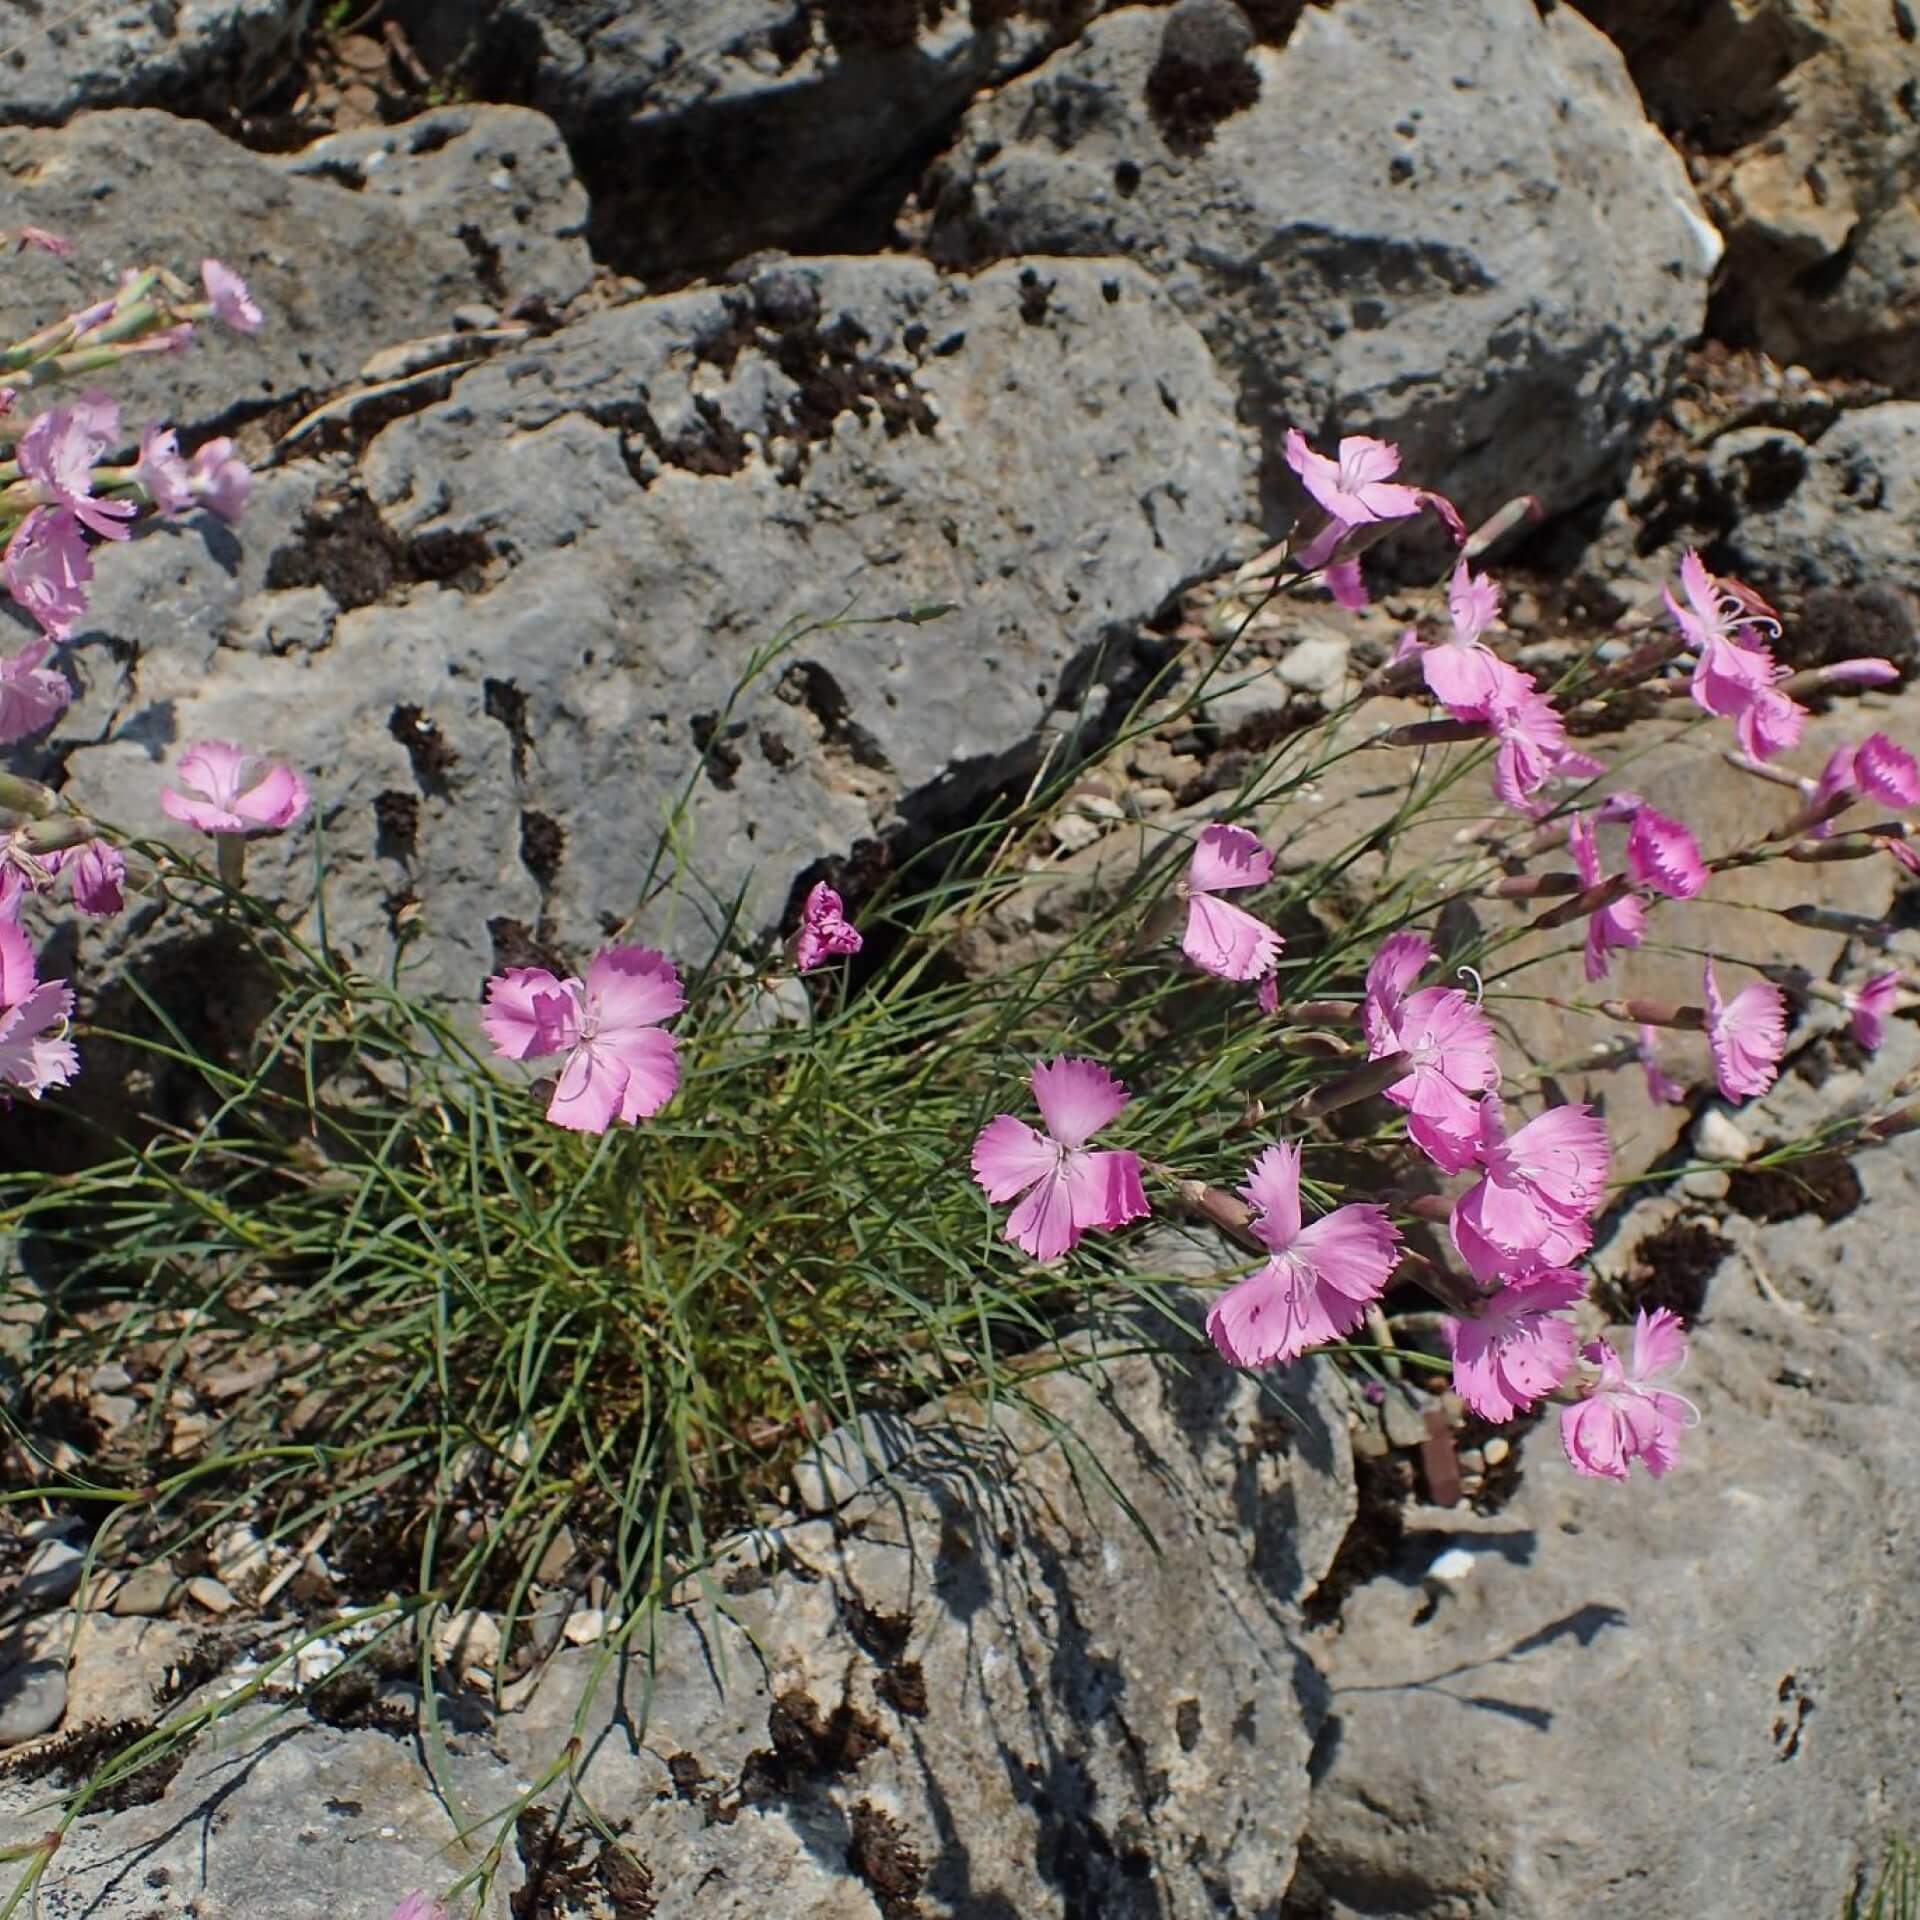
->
[1030, 1055, 1129, 1151]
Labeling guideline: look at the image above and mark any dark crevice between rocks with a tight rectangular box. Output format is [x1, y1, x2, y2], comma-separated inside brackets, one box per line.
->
[484, 676, 534, 779]
[487, 915, 570, 976]
[388, 702, 461, 795]
[1621, 1218, 1733, 1322]
[519, 809, 566, 890]
[0, 1716, 184, 1814]
[265, 487, 495, 610]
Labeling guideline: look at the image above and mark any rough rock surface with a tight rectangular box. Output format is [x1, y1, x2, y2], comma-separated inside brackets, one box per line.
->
[1295, 1029, 1920, 1919]
[926, 0, 1718, 522]
[49, 253, 1253, 1004]
[0, 108, 593, 435]
[1576, 0, 1920, 388]
[390, 0, 1080, 278]
[2, 1295, 1355, 1918]
[0, 0, 310, 126]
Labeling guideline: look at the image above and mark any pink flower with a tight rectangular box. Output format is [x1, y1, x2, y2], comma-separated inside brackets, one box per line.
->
[1625, 804, 1707, 899]
[1422, 562, 1509, 718]
[1360, 930, 1433, 1052]
[1703, 958, 1787, 1102]
[15, 226, 71, 256]
[1638, 1025, 1686, 1106]
[1322, 556, 1368, 609]
[1453, 1096, 1610, 1266]
[388, 1897, 448, 1920]
[1663, 549, 1779, 653]
[1205, 1140, 1401, 1368]
[1484, 672, 1570, 811]
[1444, 1258, 1584, 1422]
[0, 919, 76, 1097]
[186, 438, 252, 522]
[1567, 811, 1645, 983]
[484, 946, 684, 1135]
[794, 880, 862, 971]
[17, 396, 135, 542]
[1284, 430, 1424, 526]
[0, 639, 70, 743]
[1376, 985, 1502, 1173]
[1257, 971, 1281, 1015]
[970, 1057, 1148, 1262]
[201, 258, 263, 335]
[134, 425, 193, 517]
[1815, 734, 1920, 829]
[1846, 971, 1900, 1051]
[1559, 1308, 1695, 1481]
[2, 507, 93, 640]
[160, 740, 311, 836]
[65, 840, 124, 918]
[1690, 628, 1778, 719]
[1182, 824, 1282, 983]
[1734, 683, 1807, 762]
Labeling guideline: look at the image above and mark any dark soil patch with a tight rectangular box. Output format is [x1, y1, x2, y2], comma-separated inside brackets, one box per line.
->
[373, 788, 420, 862]
[878, 1659, 930, 1718]
[0, 1718, 184, 1813]
[1628, 1219, 1733, 1320]
[1726, 1153, 1864, 1226]
[739, 1688, 890, 1802]
[848, 1799, 927, 1917]
[388, 703, 461, 792]
[266, 488, 490, 611]
[518, 810, 566, 888]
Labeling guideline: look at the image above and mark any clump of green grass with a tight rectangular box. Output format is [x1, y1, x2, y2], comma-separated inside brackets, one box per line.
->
[1851, 1839, 1920, 1920]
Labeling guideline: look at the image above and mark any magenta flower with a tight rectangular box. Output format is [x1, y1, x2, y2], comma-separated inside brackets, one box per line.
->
[1663, 549, 1779, 652]
[1453, 1096, 1610, 1267]
[1703, 958, 1787, 1102]
[161, 741, 310, 836]
[1181, 824, 1282, 983]
[1256, 971, 1281, 1015]
[0, 639, 71, 744]
[201, 258, 263, 335]
[1735, 682, 1807, 762]
[484, 945, 684, 1135]
[1283, 430, 1425, 526]
[17, 396, 135, 543]
[1846, 972, 1900, 1051]
[1638, 1025, 1686, 1106]
[1813, 733, 1920, 829]
[794, 880, 862, 972]
[1625, 803, 1707, 900]
[0, 919, 76, 1098]
[1444, 1262, 1584, 1421]
[1567, 811, 1645, 983]
[1205, 1140, 1401, 1368]
[134, 425, 193, 517]
[1, 507, 94, 640]
[969, 1057, 1148, 1263]
[1374, 986, 1501, 1173]
[59, 840, 125, 919]
[1421, 562, 1509, 718]
[1559, 1308, 1695, 1482]
[1360, 930, 1433, 1051]
[186, 438, 252, 523]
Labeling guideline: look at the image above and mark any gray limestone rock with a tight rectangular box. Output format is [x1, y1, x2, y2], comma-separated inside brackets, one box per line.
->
[2, 1296, 1354, 1917]
[0, 107, 593, 436]
[50, 254, 1255, 1009]
[926, 0, 1718, 524]
[0, 0, 310, 126]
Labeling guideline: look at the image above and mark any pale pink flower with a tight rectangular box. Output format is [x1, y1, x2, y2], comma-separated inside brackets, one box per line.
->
[1284, 430, 1424, 526]
[1703, 958, 1787, 1102]
[388, 1897, 448, 1920]
[17, 396, 134, 542]
[970, 1057, 1148, 1263]
[1444, 1256, 1584, 1422]
[1847, 972, 1900, 1051]
[1322, 556, 1368, 610]
[0, 918, 76, 1097]
[1734, 682, 1807, 762]
[186, 438, 252, 523]
[1559, 1308, 1695, 1481]
[201, 258, 263, 335]
[1453, 1096, 1610, 1266]
[2, 506, 94, 640]
[1625, 804, 1707, 900]
[1663, 549, 1780, 652]
[1485, 672, 1570, 811]
[794, 880, 861, 972]
[484, 945, 684, 1135]
[1375, 984, 1501, 1173]
[1638, 1025, 1686, 1106]
[1182, 824, 1282, 983]
[15, 226, 70, 256]
[1568, 811, 1645, 983]
[134, 425, 193, 517]
[1360, 930, 1432, 1054]
[65, 840, 124, 918]
[1205, 1140, 1401, 1368]
[0, 639, 70, 743]
[161, 740, 310, 836]
[1689, 628, 1778, 720]
[1422, 562, 1509, 717]
[0, 830, 57, 920]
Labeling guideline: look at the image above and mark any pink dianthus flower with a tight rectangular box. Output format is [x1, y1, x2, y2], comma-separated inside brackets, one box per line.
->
[1559, 1308, 1696, 1482]
[0, 639, 71, 743]
[1847, 972, 1900, 1051]
[0, 919, 76, 1098]
[1181, 824, 1282, 983]
[201, 258, 263, 335]
[17, 395, 135, 542]
[1568, 811, 1645, 983]
[1, 507, 94, 640]
[1703, 958, 1787, 1102]
[794, 880, 861, 972]
[1443, 1219, 1585, 1424]
[1625, 803, 1707, 900]
[1452, 1096, 1610, 1268]
[161, 741, 310, 836]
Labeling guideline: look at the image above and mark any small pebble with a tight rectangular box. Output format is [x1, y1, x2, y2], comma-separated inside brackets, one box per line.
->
[88, 1363, 133, 1394]
[19, 1539, 84, 1610]
[1482, 1436, 1510, 1467]
[1693, 1109, 1753, 1164]
[1678, 1168, 1731, 1202]
[187, 1576, 235, 1615]
[0, 1640, 66, 1747]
